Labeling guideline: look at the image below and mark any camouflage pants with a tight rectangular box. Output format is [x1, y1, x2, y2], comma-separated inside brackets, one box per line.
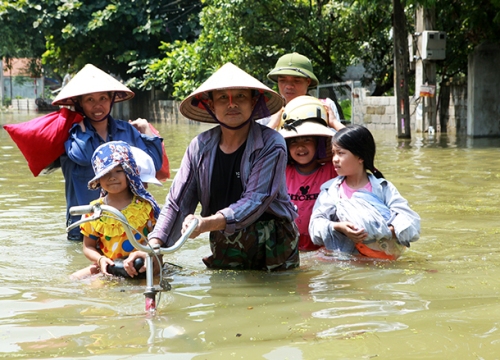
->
[203, 218, 300, 271]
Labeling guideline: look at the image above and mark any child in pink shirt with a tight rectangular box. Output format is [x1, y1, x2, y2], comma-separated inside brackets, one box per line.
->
[279, 96, 343, 251]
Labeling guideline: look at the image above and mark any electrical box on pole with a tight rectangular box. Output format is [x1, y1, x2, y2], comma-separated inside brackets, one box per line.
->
[421, 31, 446, 60]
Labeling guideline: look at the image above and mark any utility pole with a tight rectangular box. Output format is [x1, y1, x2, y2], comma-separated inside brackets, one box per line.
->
[0, 59, 3, 106]
[414, 6, 437, 133]
[393, 0, 411, 138]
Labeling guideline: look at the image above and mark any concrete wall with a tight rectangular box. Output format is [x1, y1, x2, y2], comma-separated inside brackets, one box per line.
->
[11, 98, 37, 111]
[113, 89, 197, 124]
[467, 42, 500, 137]
[9, 85, 465, 135]
[351, 88, 417, 131]
[112, 97, 192, 124]
[122, 91, 465, 135]
[110, 98, 130, 121]
[3, 76, 44, 100]
[34, 60, 468, 133]
[443, 84, 467, 135]
[150, 100, 187, 123]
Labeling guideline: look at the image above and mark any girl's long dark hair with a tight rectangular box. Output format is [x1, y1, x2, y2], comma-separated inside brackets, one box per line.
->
[333, 125, 384, 179]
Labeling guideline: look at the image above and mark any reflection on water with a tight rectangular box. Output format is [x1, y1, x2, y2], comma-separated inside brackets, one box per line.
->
[2, 111, 500, 358]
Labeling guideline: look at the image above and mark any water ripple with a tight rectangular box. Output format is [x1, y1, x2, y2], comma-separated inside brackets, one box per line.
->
[316, 321, 408, 338]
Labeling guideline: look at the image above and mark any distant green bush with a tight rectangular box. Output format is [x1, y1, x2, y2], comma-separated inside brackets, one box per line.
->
[340, 99, 351, 120]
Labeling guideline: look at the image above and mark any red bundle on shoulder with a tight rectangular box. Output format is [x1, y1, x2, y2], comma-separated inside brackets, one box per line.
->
[3, 108, 83, 176]
[148, 123, 170, 181]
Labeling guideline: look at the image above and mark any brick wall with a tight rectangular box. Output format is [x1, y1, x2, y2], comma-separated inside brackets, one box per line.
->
[350, 86, 467, 133]
[351, 88, 417, 131]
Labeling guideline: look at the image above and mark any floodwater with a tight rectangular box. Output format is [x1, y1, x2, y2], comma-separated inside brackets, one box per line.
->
[1, 111, 500, 359]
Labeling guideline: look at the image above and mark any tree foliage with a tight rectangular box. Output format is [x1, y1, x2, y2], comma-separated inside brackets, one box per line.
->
[128, 40, 213, 99]
[137, 0, 395, 99]
[0, 1, 46, 77]
[3, 0, 500, 99]
[1, 0, 201, 80]
[433, 0, 500, 83]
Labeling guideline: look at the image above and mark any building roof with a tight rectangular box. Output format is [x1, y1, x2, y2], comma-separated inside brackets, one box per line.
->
[2, 58, 41, 77]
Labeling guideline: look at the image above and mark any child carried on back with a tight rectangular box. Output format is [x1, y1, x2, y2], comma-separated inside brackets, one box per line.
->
[70, 140, 161, 279]
[309, 125, 420, 260]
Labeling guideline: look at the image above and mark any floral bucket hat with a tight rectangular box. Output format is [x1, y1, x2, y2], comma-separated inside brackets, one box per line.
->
[88, 141, 160, 218]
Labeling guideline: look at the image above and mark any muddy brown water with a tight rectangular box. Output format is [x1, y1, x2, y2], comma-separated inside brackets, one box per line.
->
[1, 111, 500, 358]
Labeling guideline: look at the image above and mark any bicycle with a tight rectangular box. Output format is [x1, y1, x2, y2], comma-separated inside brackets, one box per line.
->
[67, 203, 198, 314]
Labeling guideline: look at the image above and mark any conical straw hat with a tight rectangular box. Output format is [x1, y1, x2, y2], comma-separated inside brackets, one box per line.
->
[179, 62, 284, 123]
[52, 64, 134, 106]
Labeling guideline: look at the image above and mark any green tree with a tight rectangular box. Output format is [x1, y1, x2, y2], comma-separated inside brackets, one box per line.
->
[0, 1, 46, 77]
[433, 0, 500, 82]
[139, 0, 395, 99]
[4, 0, 500, 102]
[128, 40, 212, 99]
[1, 0, 202, 79]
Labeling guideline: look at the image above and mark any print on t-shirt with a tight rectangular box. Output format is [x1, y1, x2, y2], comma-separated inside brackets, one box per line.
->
[286, 162, 337, 251]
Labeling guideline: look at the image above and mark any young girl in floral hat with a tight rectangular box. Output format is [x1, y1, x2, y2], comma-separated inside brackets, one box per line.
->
[70, 141, 161, 279]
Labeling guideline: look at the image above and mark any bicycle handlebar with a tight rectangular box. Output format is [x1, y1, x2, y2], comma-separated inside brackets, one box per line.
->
[66, 203, 198, 255]
[69, 205, 95, 216]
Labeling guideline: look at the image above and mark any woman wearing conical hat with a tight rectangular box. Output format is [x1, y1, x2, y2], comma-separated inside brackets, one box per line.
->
[52, 64, 163, 242]
[137, 63, 299, 271]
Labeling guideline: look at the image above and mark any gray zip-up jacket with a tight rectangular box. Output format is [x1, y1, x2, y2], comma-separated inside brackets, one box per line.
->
[149, 121, 298, 247]
[309, 174, 420, 253]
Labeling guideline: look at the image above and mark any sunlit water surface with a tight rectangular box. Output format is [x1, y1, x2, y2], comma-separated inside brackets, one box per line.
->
[1, 111, 500, 359]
